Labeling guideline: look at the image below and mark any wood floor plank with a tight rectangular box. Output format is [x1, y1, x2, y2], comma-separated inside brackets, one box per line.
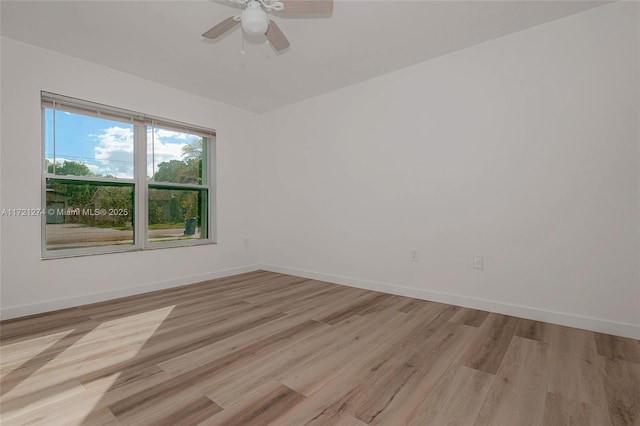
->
[299, 289, 381, 323]
[1, 330, 92, 382]
[2, 343, 139, 407]
[3, 306, 175, 387]
[318, 293, 394, 325]
[0, 308, 95, 343]
[1, 329, 80, 373]
[462, 313, 519, 375]
[79, 369, 175, 417]
[279, 306, 466, 425]
[365, 322, 476, 425]
[79, 307, 286, 386]
[2, 368, 171, 424]
[0, 378, 89, 422]
[240, 277, 316, 306]
[474, 336, 550, 426]
[357, 294, 409, 317]
[76, 271, 269, 315]
[603, 358, 640, 426]
[542, 391, 612, 426]
[402, 300, 451, 319]
[157, 309, 329, 377]
[547, 327, 607, 408]
[82, 365, 164, 394]
[92, 302, 253, 352]
[150, 396, 221, 426]
[281, 309, 415, 397]
[127, 394, 222, 426]
[79, 271, 286, 322]
[106, 320, 326, 422]
[205, 384, 305, 426]
[514, 318, 553, 342]
[397, 299, 421, 313]
[274, 285, 345, 313]
[334, 415, 370, 426]
[405, 365, 494, 426]
[202, 314, 373, 407]
[80, 408, 121, 426]
[276, 314, 437, 425]
[2, 393, 120, 426]
[450, 307, 490, 328]
[595, 332, 640, 363]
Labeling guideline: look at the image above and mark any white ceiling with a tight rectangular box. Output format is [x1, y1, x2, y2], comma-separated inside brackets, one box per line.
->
[1, 0, 607, 113]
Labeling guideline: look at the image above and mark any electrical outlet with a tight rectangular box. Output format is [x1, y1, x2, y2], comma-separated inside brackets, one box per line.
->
[473, 256, 484, 269]
[410, 250, 419, 262]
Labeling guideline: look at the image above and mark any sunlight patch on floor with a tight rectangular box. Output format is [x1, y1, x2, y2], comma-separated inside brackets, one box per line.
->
[0, 306, 175, 425]
[0, 329, 76, 378]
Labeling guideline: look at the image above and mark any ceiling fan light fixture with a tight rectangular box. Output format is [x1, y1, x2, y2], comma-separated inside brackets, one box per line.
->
[203, 0, 333, 51]
[241, 3, 268, 35]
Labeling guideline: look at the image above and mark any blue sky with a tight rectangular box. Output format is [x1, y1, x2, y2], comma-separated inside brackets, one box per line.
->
[44, 109, 198, 179]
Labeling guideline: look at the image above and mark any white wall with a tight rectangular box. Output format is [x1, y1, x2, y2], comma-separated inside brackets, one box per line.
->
[0, 38, 260, 319]
[259, 2, 640, 338]
[0, 6, 4, 307]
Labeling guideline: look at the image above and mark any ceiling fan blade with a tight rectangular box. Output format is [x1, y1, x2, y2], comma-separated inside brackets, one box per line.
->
[265, 20, 290, 51]
[202, 16, 240, 39]
[281, 0, 333, 14]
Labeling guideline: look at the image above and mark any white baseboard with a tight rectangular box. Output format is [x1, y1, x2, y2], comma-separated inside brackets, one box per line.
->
[260, 263, 640, 340]
[0, 264, 261, 321]
[3, 262, 638, 340]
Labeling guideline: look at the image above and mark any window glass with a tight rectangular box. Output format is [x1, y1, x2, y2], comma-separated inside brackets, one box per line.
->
[148, 187, 208, 243]
[148, 127, 204, 184]
[44, 109, 134, 179]
[45, 179, 134, 250]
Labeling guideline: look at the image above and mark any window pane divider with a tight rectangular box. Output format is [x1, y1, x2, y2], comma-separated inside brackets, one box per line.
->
[147, 182, 210, 190]
[42, 244, 140, 260]
[44, 174, 136, 185]
[135, 125, 147, 250]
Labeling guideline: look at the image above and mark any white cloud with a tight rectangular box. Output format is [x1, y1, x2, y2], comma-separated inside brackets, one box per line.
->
[85, 164, 102, 174]
[92, 126, 135, 178]
[83, 126, 199, 179]
[155, 129, 190, 140]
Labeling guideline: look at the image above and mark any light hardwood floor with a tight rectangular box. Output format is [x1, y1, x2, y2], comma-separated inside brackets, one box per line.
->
[1, 270, 639, 425]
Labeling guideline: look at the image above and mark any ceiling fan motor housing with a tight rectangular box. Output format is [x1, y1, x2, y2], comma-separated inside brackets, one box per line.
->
[241, 1, 268, 35]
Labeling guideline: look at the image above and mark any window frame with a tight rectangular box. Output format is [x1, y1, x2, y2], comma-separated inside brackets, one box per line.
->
[41, 92, 217, 259]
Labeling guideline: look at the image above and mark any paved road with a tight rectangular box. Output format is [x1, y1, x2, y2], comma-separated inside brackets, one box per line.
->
[46, 223, 199, 249]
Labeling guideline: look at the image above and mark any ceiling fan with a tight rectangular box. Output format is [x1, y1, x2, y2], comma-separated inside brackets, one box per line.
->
[202, 0, 333, 51]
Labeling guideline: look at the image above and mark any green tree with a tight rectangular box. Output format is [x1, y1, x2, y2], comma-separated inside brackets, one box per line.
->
[154, 160, 190, 183]
[148, 198, 165, 225]
[48, 160, 93, 176]
[178, 158, 202, 185]
[181, 138, 203, 185]
[92, 186, 133, 227]
[154, 159, 201, 184]
[46, 161, 95, 223]
[181, 138, 203, 162]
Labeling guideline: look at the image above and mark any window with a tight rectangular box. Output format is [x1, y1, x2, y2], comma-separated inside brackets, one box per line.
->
[42, 92, 216, 257]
